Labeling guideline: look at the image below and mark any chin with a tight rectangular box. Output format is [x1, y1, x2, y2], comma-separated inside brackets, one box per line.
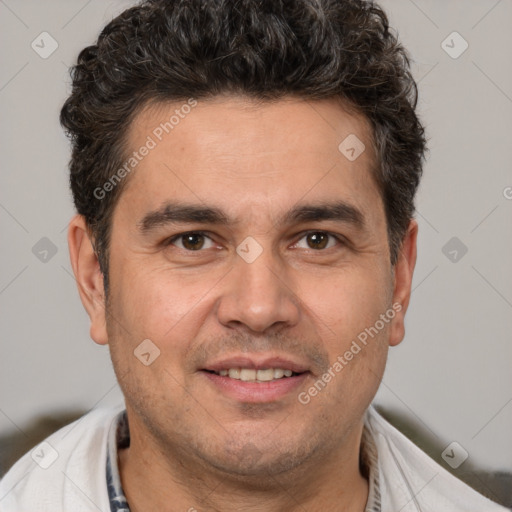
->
[198, 435, 318, 480]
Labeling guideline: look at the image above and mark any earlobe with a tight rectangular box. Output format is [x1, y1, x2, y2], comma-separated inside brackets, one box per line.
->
[67, 214, 109, 345]
[388, 219, 418, 347]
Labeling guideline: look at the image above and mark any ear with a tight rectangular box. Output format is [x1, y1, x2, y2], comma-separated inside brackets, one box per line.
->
[67, 214, 109, 345]
[388, 219, 418, 347]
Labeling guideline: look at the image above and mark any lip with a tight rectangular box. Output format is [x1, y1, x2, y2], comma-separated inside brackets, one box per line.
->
[200, 354, 311, 403]
[202, 355, 310, 374]
[200, 370, 309, 403]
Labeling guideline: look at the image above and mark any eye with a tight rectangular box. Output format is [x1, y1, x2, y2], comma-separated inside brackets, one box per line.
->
[166, 231, 215, 251]
[165, 230, 343, 252]
[294, 231, 342, 250]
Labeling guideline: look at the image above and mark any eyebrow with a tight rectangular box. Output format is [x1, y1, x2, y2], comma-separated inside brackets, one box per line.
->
[137, 200, 366, 235]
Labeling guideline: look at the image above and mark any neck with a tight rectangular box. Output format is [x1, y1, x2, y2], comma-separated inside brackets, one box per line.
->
[118, 416, 369, 512]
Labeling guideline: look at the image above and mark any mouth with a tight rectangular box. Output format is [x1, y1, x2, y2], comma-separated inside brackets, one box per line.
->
[199, 356, 310, 403]
[203, 367, 302, 383]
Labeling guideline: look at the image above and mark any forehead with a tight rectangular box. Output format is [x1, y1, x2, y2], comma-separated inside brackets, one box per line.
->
[115, 96, 382, 229]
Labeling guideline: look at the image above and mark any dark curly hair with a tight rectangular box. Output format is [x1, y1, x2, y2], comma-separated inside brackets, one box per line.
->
[60, 0, 426, 295]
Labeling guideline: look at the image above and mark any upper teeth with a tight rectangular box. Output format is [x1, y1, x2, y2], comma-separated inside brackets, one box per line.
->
[218, 368, 294, 381]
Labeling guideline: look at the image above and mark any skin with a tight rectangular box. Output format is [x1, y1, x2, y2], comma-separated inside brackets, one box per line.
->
[68, 96, 417, 511]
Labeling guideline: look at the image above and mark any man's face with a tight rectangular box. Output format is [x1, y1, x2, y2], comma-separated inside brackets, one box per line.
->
[88, 97, 411, 476]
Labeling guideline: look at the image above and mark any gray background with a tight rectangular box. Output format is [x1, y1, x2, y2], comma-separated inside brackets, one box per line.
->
[1, 0, 511, 485]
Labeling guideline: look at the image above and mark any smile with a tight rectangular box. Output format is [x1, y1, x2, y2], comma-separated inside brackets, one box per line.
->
[207, 368, 300, 382]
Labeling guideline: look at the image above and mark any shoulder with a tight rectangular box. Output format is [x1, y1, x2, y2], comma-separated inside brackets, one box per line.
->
[365, 406, 509, 511]
[0, 405, 124, 512]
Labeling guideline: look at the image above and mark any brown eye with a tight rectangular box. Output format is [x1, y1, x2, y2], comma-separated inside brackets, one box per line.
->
[181, 233, 205, 250]
[168, 232, 214, 251]
[306, 232, 329, 249]
[295, 231, 340, 251]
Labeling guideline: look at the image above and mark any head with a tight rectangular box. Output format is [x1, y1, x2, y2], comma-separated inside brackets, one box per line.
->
[64, 0, 425, 483]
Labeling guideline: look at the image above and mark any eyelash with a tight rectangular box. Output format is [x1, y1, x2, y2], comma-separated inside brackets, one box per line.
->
[164, 230, 346, 252]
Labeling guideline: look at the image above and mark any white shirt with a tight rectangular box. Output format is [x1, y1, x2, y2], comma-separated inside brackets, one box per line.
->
[0, 404, 507, 511]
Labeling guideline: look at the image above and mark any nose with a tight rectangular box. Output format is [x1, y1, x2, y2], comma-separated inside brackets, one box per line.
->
[215, 248, 301, 333]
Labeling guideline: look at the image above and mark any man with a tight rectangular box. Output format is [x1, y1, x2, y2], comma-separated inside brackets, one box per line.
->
[0, 0, 507, 510]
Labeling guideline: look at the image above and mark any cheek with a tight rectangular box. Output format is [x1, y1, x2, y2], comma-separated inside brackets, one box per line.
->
[302, 264, 392, 347]
[105, 266, 201, 409]
[111, 262, 215, 343]
[298, 264, 392, 404]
